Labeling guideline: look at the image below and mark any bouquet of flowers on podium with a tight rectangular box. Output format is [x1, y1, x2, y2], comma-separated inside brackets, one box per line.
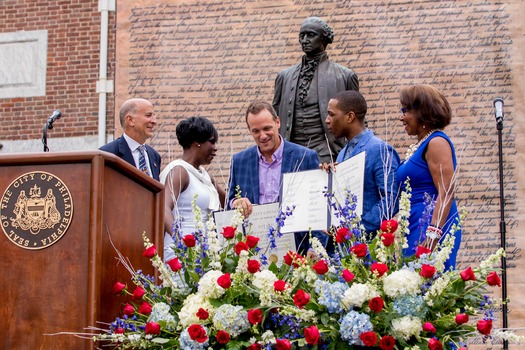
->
[93, 185, 519, 350]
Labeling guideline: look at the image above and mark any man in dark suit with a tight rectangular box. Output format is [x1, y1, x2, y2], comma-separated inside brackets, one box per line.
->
[99, 98, 161, 180]
[273, 17, 359, 164]
[227, 101, 327, 255]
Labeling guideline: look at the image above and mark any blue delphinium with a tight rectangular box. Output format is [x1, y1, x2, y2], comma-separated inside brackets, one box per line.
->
[393, 295, 428, 318]
[418, 193, 435, 241]
[315, 280, 348, 314]
[339, 310, 373, 346]
[268, 312, 302, 340]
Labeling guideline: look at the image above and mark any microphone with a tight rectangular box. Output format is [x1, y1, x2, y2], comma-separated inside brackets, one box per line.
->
[493, 98, 504, 124]
[46, 110, 62, 129]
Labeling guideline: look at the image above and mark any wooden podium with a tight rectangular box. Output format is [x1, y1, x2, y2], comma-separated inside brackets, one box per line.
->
[0, 151, 164, 349]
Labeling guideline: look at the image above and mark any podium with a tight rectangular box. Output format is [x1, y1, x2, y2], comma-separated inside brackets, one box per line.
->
[0, 151, 164, 350]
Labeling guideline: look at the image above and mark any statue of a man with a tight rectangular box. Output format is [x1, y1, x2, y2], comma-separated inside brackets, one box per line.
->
[273, 17, 359, 163]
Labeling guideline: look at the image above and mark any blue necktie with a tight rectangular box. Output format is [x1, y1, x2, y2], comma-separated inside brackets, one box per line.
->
[138, 145, 151, 177]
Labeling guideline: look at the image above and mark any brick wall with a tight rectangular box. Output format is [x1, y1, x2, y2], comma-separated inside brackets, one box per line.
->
[0, 0, 115, 141]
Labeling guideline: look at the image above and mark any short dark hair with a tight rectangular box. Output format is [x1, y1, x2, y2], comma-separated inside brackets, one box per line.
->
[245, 101, 278, 123]
[302, 17, 334, 46]
[399, 85, 452, 129]
[332, 90, 367, 121]
[176, 117, 218, 149]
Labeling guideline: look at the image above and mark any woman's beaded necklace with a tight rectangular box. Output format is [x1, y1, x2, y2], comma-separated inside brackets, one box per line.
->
[404, 129, 437, 161]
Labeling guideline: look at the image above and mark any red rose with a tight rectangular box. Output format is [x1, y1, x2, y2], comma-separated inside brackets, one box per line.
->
[113, 281, 126, 294]
[132, 286, 145, 300]
[138, 301, 152, 315]
[247, 309, 263, 324]
[380, 219, 398, 233]
[123, 303, 134, 316]
[380, 233, 395, 246]
[369, 296, 384, 313]
[217, 273, 232, 289]
[245, 235, 260, 248]
[460, 267, 476, 281]
[143, 244, 156, 258]
[196, 308, 209, 320]
[222, 226, 236, 239]
[420, 264, 437, 279]
[247, 259, 261, 273]
[423, 322, 436, 333]
[477, 319, 492, 335]
[304, 325, 320, 345]
[283, 251, 305, 267]
[247, 344, 262, 350]
[336, 227, 351, 243]
[276, 338, 291, 350]
[458, 348, 467, 350]
[360, 331, 377, 347]
[216, 330, 230, 344]
[293, 289, 311, 308]
[188, 324, 208, 343]
[312, 260, 329, 275]
[487, 271, 501, 287]
[428, 338, 443, 350]
[351, 243, 368, 257]
[455, 313, 469, 325]
[234, 241, 249, 255]
[342, 269, 355, 282]
[167, 257, 183, 272]
[145, 322, 161, 335]
[274, 280, 289, 292]
[182, 234, 196, 247]
[379, 335, 395, 350]
[415, 245, 431, 258]
[371, 262, 388, 277]
[114, 327, 125, 334]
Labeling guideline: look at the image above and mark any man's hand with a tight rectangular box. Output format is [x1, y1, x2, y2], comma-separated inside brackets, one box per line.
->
[319, 162, 338, 173]
[232, 197, 253, 218]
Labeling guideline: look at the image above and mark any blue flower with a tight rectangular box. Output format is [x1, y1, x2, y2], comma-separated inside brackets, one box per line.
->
[393, 295, 428, 318]
[315, 281, 348, 314]
[339, 310, 373, 346]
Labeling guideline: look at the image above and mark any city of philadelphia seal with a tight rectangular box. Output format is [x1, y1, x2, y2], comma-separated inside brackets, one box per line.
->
[1, 171, 73, 250]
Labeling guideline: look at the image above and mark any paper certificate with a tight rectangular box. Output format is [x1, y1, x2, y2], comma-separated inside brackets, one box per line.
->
[280, 152, 366, 233]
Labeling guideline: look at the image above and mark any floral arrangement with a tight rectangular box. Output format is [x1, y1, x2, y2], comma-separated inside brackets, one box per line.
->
[92, 184, 520, 350]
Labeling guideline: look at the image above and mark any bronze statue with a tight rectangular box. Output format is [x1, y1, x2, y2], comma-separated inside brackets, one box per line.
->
[273, 17, 359, 163]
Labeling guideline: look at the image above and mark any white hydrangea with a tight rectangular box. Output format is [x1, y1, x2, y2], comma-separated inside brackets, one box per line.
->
[383, 269, 423, 298]
[261, 330, 276, 344]
[197, 270, 226, 299]
[341, 283, 380, 309]
[391, 315, 422, 340]
[178, 293, 215, 328]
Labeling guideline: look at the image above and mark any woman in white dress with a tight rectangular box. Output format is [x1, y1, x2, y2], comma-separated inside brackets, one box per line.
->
[160, 117, 226, 262]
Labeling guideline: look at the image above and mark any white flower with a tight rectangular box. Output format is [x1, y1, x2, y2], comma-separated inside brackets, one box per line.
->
[341, 283, 379, 309]
[198, 270, 227, 299]
[261, 330, 276, 344]
[148, 302, 175, 326]
[391, 315, 422, 340]
[178, 293, 215, 328]
[383, 269, 423, 298]
[253, 270, 278, 306]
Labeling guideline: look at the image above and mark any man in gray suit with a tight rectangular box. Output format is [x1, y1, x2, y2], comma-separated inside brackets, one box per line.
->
[273, 17, 359, 163]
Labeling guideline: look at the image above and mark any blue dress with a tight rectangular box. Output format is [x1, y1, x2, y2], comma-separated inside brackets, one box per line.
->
[396, 131, 461, 270]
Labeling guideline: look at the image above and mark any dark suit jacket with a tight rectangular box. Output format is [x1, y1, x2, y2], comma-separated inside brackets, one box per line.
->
[227, 140, 319, 205]
[273, 54, 359, 155]
[99, 136, 161, 180]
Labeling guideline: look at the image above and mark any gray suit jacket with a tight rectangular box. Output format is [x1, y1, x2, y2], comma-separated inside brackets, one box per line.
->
[273, 54, 359, 156]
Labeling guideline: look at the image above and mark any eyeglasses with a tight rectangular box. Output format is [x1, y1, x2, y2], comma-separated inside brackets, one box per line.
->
[400, 107, 408, 116]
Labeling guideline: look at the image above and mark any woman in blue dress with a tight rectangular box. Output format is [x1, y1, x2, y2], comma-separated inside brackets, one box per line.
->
[396, 84, 461, 270]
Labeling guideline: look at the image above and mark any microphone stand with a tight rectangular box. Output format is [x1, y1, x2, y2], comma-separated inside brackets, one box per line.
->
[42, 122, 50, 152]
[496, 116, 508, 350]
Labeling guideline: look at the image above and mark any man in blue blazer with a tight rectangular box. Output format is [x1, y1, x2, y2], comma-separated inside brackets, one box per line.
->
[100, 98, 161, 180]
[326, 90, 400, 234]
[228, 101, 328, 255]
